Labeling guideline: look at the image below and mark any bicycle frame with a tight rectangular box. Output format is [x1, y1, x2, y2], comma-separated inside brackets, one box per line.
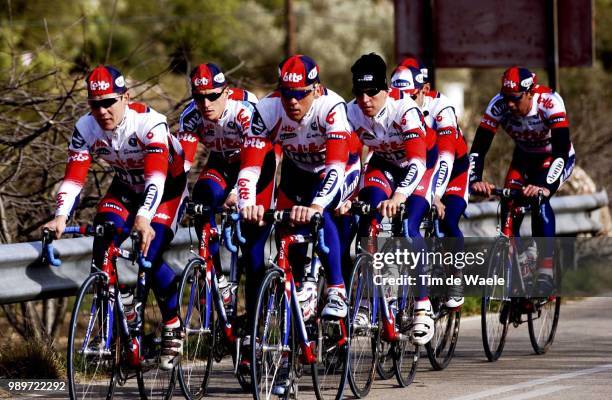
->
[496, 190, 538, 299]
[273, 232, 328, 364]
[44, 223, 151, 365]
[192, 221, 238, 342]
[353, 205, 411, 343]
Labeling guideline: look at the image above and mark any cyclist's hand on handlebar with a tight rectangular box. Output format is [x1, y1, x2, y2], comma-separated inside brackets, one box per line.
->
[43, 215, 68, 240]
[291, 204, 323, 224]
[133, 215, 155, 257]
[223, 192, 238, 210]
[241, 205, 264, 225]
[470, 181, 495, 197]
[378, 192, 406, 218]
[335, 199, 352, 216]
[522, 185, 550, 198]
[433, 195, 446, 220]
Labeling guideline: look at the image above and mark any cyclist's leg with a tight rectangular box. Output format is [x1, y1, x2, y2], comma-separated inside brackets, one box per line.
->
[149, 173, 188, 370]
[529, 150, 575, 294]
[191, 155, 237, 259]
[92, 181, 134, 268]
[502, 150, 528, 237]
[332, 161, 361, 285]
[356, 163, 392, 238]
[441, 194, 467, 307]
[406, 181, 433, 345]
[277, 159, 347, 318]
[242, 150, 277, 334]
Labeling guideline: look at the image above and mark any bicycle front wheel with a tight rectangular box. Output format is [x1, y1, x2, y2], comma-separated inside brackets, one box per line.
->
[177, 258, 215, 399]
[425, 298, 461, 370]
[346, 253, 378, 398]
[481, 238, 511, 362]
[312, 274, 350, 400]
[67, 272, 119, 400]
[393, 293, 419, 387]
[136, 285, 177, 400]
[251, 268, 288, 400]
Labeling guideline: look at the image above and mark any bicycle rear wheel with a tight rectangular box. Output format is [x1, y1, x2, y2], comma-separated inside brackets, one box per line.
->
[481, 238, 511, 362]
[312, 274, 350, 400]
[425, 298, 461, 370]
[251, 269, 288, 400]
[68, 272, 119, 400]
[346, 253, 378, 398]
[177, 258, 214, 399]
[136, 286, 177, 400]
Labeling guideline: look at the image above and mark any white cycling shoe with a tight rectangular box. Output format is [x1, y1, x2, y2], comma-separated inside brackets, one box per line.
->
[444, 297, 465, 308]
[410, 299, 434, 345]
[297, 280, 318, 321]
[321, 287, 347, 319]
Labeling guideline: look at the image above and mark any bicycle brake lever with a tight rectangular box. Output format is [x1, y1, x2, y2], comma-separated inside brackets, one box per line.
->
[41, 229, 62, 267]
[317, 228, 330, 255]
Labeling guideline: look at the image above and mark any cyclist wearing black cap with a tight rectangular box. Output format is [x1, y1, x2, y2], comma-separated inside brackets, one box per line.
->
[347, 53, 435, 345]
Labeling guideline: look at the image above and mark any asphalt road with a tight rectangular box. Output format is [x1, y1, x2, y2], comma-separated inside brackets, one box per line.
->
[6, 297, 611, 399]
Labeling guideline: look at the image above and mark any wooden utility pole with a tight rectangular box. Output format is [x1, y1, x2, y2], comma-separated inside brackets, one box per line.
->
[285, 0, 297, 58]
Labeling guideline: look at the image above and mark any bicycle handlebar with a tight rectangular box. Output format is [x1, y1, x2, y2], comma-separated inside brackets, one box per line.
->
[42, 223, 150, 268]
[491, 187, 545, 207]
[261, 210, 329, 254]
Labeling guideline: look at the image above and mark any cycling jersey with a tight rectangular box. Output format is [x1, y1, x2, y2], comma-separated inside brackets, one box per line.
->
[347, 92, 427, 198]
[56, 102, 184, 220]
[480, 87, 569, 153]
[238, 87, 361, 209]
[178, 88, 258, 169]
[471, 85, 574, 192]
[421, 90, 469, 201]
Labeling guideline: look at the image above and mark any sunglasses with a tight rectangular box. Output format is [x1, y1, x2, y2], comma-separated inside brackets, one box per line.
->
[503, 92, 525, 102]
[89, 96, 121, 109]
[353, 88, 382, 97]
[193, 90, 225, 102]
[279, 87, 314, 100]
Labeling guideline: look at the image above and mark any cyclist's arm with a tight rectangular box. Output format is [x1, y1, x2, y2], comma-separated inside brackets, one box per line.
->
[237, 109, 273, 209]
[177, 103, 201, 173]
[137, 123, 170, 220]
[469, 126, 496, 185]
[176, 130, 199, 173]
[311, 103, 351, 209]
[542, 93, 571, 192]
[469, 97, 502, 185]
[395, 107, 427, 198]
[55, 127, 92, 217]
[433, 106, 460, 197]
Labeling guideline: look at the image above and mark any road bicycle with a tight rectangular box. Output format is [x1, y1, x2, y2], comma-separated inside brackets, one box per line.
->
[347, 201, 419, 393]
[43, 222, 176, 400]
[421, 206, 461, 371]
[250, 211, 349, 400]
[175, 202, 251, 399]
[481, 188, 562, 362]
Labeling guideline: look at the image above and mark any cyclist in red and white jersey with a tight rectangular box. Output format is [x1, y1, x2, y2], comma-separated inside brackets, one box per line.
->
[43, 65, 188, 370]
[177, 63, 277, 317]
[391, 64, 469, 308]
[470, 66, 575, 294]
[238, 55, 362, 320]
[347, 53, 434, 345]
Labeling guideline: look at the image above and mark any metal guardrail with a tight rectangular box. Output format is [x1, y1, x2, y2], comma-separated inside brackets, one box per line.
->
[0, 191, 607, 305]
